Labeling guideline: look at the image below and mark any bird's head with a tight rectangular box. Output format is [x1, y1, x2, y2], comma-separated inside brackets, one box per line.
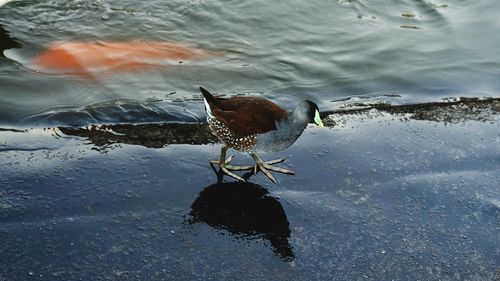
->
[303, 100, 324, 127]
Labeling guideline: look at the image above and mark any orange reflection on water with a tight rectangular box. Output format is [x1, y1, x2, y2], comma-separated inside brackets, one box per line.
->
[31, 40, 220, 77]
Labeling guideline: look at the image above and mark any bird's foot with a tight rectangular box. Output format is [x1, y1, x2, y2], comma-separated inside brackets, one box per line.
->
[251, 155, 295, 184]
[211, 155, 254, 171]
[210, 155, 253, 182]
[210, 154, 234, 165]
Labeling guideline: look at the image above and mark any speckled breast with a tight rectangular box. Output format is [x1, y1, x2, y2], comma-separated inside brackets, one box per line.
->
[207, 117, 257, 152]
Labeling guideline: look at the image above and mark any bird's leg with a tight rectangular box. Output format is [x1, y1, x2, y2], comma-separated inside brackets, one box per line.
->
[210, 146, 234, 165]
[251, 154, 295, 184]
[211, 146, 254, 171]
[210, 146, 253, 182]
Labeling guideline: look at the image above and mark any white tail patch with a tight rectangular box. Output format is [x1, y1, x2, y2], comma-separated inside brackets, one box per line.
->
[203, 97, 214, 118]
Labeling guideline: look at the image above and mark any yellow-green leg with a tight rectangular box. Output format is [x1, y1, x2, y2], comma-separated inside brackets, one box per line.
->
[210, 146, 253, 182]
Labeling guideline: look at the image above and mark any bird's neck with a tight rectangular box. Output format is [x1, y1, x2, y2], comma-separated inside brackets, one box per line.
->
[252, 104, 310, 153]
[287, 104, 310, 129]
[254, 112, 307, 152]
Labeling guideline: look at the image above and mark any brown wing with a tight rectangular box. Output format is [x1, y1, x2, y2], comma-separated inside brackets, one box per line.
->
[211, 96, 287, 137]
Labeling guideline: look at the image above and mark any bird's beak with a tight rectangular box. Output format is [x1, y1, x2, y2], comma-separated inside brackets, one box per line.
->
[314, 110, 324, 127]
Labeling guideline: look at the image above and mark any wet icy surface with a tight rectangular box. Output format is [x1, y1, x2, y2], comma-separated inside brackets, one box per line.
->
[0, 102, 499, 280]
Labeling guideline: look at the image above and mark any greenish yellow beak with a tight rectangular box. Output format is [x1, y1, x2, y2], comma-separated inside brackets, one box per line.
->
[314, 110, 324, 127]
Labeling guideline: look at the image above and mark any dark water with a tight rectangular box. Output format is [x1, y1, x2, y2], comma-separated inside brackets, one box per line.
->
[1, 0, 499, 127]
[0, 103, 499, 280]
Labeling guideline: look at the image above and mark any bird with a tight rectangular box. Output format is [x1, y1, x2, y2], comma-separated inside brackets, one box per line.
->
[200, 87, 323, 183]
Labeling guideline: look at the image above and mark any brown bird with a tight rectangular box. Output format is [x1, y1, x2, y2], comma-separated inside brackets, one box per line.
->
[200, 87, 323, 183]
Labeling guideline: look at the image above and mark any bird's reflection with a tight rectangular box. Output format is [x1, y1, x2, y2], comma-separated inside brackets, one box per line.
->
[187, 181, 294, 261]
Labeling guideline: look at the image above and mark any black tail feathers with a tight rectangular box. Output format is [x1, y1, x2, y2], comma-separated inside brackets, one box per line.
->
[199, 87, 217, 104]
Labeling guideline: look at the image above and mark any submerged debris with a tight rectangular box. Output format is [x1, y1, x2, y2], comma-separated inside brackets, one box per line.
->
[400, 25, 422, 29]
[2, 97, 498, 150]
[323, 97, 500, 125]
[58, 123, 217, 150]
[401, 12, 416, 18]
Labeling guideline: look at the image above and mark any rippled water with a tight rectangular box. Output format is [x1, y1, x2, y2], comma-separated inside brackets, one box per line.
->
[1, 0, 499, 127]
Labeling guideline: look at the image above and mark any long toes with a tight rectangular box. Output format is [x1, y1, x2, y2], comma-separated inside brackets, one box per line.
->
[225, 165, 254, 171]
[264, 158, 286, 165]
[259, 165, 277, 184]
[264, 164, 295, 175]
[221, 166, 246, 182]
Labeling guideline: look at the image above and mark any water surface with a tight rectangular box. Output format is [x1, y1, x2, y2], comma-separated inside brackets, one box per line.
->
[1, 0, 499, 127]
